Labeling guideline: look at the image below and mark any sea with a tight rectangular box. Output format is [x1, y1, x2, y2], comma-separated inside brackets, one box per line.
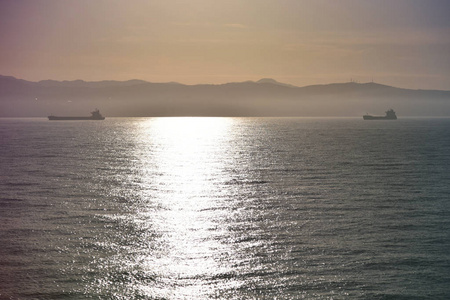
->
[1, 117, 449, 299]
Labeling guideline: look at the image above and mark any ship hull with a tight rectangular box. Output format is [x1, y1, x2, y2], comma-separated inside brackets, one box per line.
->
[363, 115, 396, 120]
[48, 116, 105, 120]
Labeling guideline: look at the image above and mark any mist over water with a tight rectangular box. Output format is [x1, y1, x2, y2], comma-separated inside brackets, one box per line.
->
[1, 117, 449, 299]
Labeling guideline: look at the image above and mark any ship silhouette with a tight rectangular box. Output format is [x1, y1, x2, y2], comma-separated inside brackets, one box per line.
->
[363, 109, 397, 120]
[48, 109, 105, 120]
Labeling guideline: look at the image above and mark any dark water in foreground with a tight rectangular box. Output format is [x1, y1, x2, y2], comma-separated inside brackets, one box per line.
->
[1, 117, 450, 299]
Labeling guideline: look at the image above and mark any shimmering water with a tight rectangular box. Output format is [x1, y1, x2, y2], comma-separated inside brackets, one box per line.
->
[1, 117, 450, 299]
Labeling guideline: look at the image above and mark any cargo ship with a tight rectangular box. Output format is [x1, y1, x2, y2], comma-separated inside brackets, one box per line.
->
[363, 109, 397, 120]
[48, 109, 105, 120]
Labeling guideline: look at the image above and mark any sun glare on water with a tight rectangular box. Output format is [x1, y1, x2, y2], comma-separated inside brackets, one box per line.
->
[129, 117, 238, 298]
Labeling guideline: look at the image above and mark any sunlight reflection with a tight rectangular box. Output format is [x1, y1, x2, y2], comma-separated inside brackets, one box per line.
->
[134, 117, 237, 298]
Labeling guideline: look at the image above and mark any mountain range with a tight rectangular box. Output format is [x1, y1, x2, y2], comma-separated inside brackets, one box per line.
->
[1, 75, 450, 117]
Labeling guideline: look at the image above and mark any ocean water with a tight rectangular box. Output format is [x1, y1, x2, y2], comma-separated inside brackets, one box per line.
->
[1, 117, 449, 299]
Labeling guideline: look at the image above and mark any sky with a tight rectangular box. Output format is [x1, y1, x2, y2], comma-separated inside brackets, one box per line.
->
[1, 0, 450, 90]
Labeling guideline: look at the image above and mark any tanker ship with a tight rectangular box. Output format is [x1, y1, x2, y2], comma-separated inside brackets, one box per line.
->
[48, 109, 105, 120]
[363, 109, 397, 120]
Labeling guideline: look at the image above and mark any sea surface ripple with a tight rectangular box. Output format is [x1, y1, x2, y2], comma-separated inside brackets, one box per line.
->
[1, 117, 449, 299]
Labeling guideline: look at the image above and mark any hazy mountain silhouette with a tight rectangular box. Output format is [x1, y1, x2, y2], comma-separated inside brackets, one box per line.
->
[1, 75, 450, 117]
[37, 79, 150, 88]
[256, 78, 299, 88]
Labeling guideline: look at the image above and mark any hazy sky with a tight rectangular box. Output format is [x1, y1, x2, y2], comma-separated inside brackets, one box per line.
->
[1, 0, 450, 89]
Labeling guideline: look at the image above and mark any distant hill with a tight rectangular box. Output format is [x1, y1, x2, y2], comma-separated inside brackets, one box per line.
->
[36, 79, 150, 88]
[1, 75, 450, 117]
[256, 78, 299, 88]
